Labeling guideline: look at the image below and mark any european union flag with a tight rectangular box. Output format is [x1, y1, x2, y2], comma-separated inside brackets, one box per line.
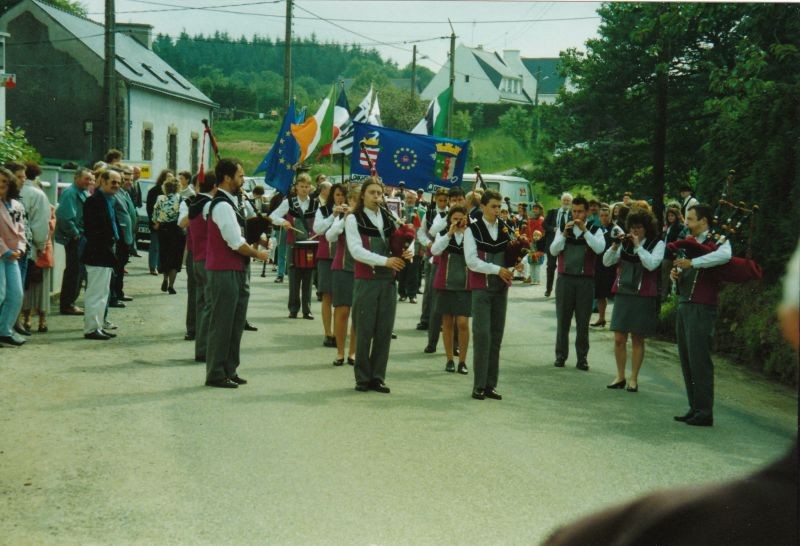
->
[349, 122, 470, 192]
[254, 100, 301, 195]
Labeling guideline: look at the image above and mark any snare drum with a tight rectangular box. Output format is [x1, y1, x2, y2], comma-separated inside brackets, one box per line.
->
[292, 240, 319, 269]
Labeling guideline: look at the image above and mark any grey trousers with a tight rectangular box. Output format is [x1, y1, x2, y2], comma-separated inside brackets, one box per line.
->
[676, 303, 717, 418]
[471, 288, 507, 392]
[185, 251, 196, 337]
[206, 267, 250, 382]
[193, 259, 210, 359]
[420, 260, 434, 323]
[288, 267, 313, 316]
[555, 275, 594, 363]
[352, 278, 397, 386]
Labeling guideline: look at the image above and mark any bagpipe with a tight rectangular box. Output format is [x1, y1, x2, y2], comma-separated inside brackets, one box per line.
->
[667, 169, 762, 283]
[503, 219, 531, 268]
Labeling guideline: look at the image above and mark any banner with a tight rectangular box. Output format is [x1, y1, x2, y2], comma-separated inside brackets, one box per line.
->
[349, 122, 470, 192]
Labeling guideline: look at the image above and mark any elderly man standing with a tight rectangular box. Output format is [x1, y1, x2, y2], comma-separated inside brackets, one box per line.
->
[55, 168, 92, 315]
[543, 192, 573, 297]
[82, 170, 121, 340]
[109, 167, 137, 307]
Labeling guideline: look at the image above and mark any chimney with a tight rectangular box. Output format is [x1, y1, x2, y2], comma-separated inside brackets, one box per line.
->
[117, 22, 153, 49]
[503, 49, 521, 67]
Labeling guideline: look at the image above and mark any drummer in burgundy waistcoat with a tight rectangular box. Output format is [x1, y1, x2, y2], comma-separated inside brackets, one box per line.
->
[269, 173, 318, 319]
[313, 182, 346, 347]
[204, 159, 268, 389]
[670, 203, 732, 426]
[549, 196, 607, 371]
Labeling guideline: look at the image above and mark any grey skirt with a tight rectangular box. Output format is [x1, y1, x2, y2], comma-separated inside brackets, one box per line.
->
[610, 293, 658, 336]
[317, 259, 333, 295]
[435, 289, 472, 317]
[332, 269, 354, 308]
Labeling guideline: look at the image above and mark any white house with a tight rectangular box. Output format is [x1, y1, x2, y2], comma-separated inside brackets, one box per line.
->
[0, 0, 216, 178]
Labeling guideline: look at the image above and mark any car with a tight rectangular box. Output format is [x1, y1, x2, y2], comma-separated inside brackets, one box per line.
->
[135, 180, 156, 243]
[461, 173, 537, 208]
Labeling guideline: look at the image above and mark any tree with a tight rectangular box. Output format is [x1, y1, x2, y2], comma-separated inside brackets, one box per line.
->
[0, 122, 41, 164]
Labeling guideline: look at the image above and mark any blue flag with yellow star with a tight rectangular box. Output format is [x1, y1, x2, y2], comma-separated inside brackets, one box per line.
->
[349, 122, 470, 192]
[254, 100, 301, 194]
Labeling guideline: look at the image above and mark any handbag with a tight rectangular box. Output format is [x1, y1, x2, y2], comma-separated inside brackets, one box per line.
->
[35, 207, 56, 269]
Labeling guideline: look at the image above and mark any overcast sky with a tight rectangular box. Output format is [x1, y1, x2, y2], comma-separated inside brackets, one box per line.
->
[81, 0, 601, 70]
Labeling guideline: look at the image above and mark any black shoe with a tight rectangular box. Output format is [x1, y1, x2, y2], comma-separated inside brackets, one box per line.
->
[409, 298, 417, 304]
[544, 290, 552, 297]
[370, 381, 391, 394]
[131, 251, 142, 257]
[484, 388, 503, 400]
[100, 329, 117, 338]
[323, 336, 337, 347]
[347, 357, 355, 366]
[471, 389, 485, 400]
[626, 384, 639, 393]
[416, 322, 428, 331]
[167, 287, 177, 295]
[398, 296, 407, 302]
[274, 276, 284, 283]
[391, 332, 398, 339]
[457, 363, 468, 375]
[333, 358, 344, 366]
[195, 355, 206, 363]
[288, 313, 298, 319]
[673, 410, 696, 422]
[161, 279, 168, 292]
[244, 321, 258, 331]
[685, 414, 713, 427]
[120, 296, 134, 302]
[14, 323, 31, 336]
[0, 335, 25, 346]
[109, 301, 126, 308]
[184, 333, 195, 341]
[576, 360, 590, 371]
[205, 378, 238, 389]
[445, 360, 455, 373]
[607, 379, 626, 389]
[303, 314, 314, 320]
[355, 384, 369, 392]
[553, 359, 565, 368]
[230, 376, 248, 385]
[423, 345, 436, 354]
[83, 330, 110, 341]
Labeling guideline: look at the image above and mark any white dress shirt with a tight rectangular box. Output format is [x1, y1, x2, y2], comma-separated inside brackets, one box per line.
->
[210, 189, 246, 251]
[345, 208, 389, 268]
[603, 238, 666, 271]
[313, 207, 335, 234]
[178, 200, 189, 226]
[550, 224, 607, 256]
[269, 195, 310, 227]
[464, 217, 503, 276]
[431, 231, 464, 256]
[416, 208, 447, 246]
[690, 231, 732, 268]
[326, 215, 346, 243]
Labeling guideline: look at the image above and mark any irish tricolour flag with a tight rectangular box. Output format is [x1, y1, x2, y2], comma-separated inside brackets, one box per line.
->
[291, 84, 337, 162]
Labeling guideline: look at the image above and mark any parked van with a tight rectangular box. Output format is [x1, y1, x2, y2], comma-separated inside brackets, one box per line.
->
[461, 174, 536, 207]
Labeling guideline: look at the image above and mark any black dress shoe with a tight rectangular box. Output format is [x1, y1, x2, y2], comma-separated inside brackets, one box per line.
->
[457, 363, 468, 375]
[120, 296, 134, 302]
[673, 410, 696, 422]
[370, 381, 391, 394]
[14, 323, 31, 336]
[161, 279, 168, 292]
[685, 414, 713, 427]
[576, 360, 590, 371]
[274, 276, 284, 283]
[398, 296, 407, 302]
[544, 290, 552, 297]
[347, 357, 355, 366]
[195, 355, 206, 363]
[84, 330, 110, 341]
[484, 388, 503, 400]
[230, 376, 248, 385]
[416, 322, 428, 331]
[607, 379, 626, 389]
[244, 322, 258, 331]
[626, 384, 639, 393]
[168, 288, 177, 295]
[303, 314, 314, 320]
[60, 306, 84, 316]
[184, 333, 195, 341]
[471, 389, 485, 400]
[423, 345, 436, 354]
[288, 313, 298, 319]
[409, 298, 417, 304]
[333, 358, 345, 366]
[0, 335, 25, 346]
[354, 383, 369, 392]
[445, 360, 455, 373]
[391, 332, 398, 339]
[205, 378, 238, 389]
[553, 359, 565, 368]
[100, 329, 117, 338]
[323, 336, 337, 347]
[109, 301, 126, 308]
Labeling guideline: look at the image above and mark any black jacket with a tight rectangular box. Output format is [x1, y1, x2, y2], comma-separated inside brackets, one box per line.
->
[81, 190, 118, 268]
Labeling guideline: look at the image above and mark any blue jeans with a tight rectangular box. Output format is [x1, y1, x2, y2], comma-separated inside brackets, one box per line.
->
[148, 230, 160, 272]
[276, 229, 287, 277]
[0, 258, 23, 337]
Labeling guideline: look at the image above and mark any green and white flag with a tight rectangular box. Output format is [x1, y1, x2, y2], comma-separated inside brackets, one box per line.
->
[411, 87, 452, 137]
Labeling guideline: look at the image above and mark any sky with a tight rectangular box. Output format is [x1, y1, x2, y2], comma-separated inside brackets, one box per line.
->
[80, 0, 602, 71]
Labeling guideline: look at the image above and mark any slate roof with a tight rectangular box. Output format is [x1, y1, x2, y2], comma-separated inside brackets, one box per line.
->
[27, 0, 214, 106]
[520, 58, 565, 95]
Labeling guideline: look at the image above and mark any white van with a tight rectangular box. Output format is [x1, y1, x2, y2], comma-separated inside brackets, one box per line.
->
[460, 174, 536, 207]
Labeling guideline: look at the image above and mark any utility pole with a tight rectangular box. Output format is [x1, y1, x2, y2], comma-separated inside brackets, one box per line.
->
[103, 0, 117, 150]
[534, 66, 541, 145]
[283, 0, 292, 111]
[447, 20, 455, 138]
[410, 45, 417, 101]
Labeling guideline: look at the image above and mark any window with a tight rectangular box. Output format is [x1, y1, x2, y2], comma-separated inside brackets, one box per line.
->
[464, 74, 470, 83]
[191, 134, 199, 173]
[142, 125, 153, 161]
[168, 129, 178, 171]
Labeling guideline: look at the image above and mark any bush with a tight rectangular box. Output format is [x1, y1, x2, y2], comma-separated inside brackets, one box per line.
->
[657, 283, 798, 385]
[0, 122, 41, 164]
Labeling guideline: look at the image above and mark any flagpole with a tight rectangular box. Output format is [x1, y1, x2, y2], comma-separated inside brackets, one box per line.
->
[340, 153, 345, 183]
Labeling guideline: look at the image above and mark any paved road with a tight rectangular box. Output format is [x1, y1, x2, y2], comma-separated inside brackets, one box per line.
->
[1, 256, 796, 545]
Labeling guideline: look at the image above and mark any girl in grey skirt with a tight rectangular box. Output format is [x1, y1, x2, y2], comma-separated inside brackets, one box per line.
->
[602, 208, 664, 392]
[431, 206, 471, 375]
